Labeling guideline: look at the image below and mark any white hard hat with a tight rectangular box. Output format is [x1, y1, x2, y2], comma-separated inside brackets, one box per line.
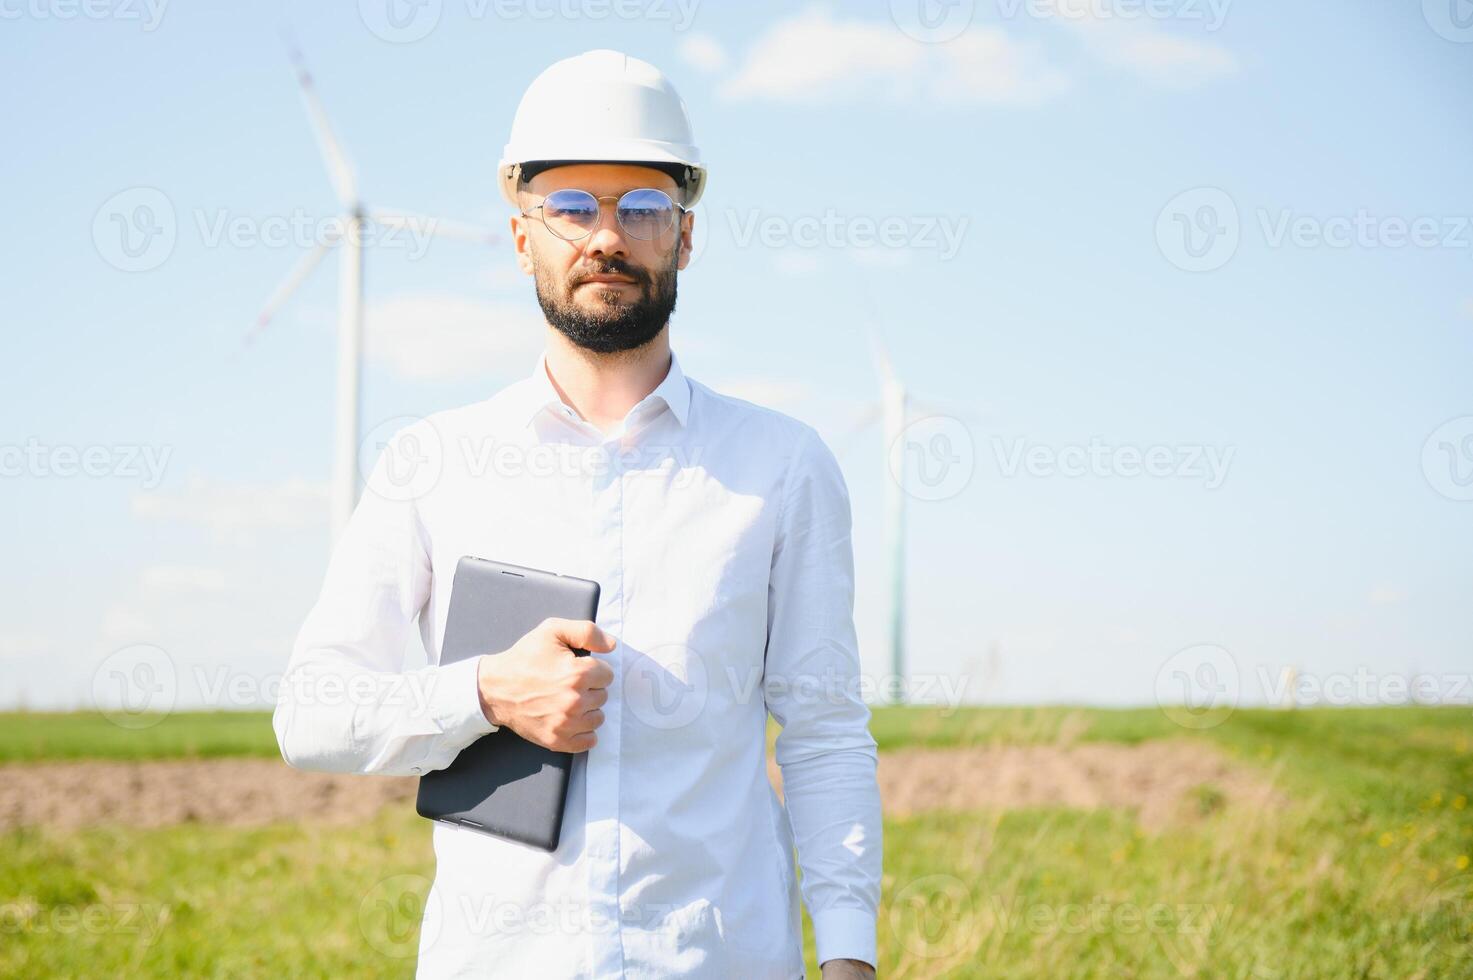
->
[498, 49, 706, 208]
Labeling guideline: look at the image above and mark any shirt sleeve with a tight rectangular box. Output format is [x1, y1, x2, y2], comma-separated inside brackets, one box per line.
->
[763, 424, 883, 970]
[272, 422, 496, 777]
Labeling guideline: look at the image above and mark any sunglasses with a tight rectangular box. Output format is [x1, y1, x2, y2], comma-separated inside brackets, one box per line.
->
[521, 187, 686, 242]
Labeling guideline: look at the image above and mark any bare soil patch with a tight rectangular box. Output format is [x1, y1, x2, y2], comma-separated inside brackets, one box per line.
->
[1, 741, 1282, 832]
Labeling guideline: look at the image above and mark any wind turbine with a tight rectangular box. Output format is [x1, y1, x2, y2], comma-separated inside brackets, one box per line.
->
[250, 44, 497, 543]
[832, 323, 979, 706]
[873, 333, 909, 703]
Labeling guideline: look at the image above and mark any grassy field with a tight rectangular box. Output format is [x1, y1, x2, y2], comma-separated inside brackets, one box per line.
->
[2, 706, 1470, 978]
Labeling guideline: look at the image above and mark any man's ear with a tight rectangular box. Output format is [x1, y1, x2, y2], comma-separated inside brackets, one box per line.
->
[675, 207, 695, 271]
[510, 211, 536, 276]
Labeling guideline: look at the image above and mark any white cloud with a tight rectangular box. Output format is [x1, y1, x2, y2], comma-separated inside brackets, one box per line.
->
[365, 293, 545, 382]
[709, 377, 814, 411]
[1051, 0, 1239, 86]
[678, 33, 729, 73]
[132, 476, 328, 535]
[140, 564, 228, 594]
[773, 251, 823, 277]
[1367, 585, 1408, 605]
[719, 6, 1069, 107]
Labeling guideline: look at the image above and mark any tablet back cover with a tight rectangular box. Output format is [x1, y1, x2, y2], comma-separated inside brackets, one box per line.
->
[415, 556, 601, 851]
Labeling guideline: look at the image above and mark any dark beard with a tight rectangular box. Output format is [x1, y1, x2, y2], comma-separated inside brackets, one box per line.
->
[534, 248, 679, 355]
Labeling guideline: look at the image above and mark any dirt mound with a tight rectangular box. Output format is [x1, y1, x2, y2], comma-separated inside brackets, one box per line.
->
[0, 759, 418, 832]
[0, 741, 1281, 832]
[771, 740, 1284, 831]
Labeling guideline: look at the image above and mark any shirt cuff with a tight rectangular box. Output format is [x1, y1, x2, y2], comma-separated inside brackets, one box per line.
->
[429, 655, 499, 743]
[812, 907, 877, 970]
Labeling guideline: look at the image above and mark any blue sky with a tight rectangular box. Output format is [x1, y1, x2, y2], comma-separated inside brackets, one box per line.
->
[3, 0, 1471, 713]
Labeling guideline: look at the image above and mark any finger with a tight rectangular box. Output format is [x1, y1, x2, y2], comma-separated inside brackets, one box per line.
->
[577, 659, 615, 690]
[567, 730, 598, 753]
[550, 618, 618, 657]
[579, 708, 605, 731]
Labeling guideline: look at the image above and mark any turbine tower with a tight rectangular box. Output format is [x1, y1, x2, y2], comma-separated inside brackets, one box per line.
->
[873, 334, 909, 703]
[251, 44, 496, 542]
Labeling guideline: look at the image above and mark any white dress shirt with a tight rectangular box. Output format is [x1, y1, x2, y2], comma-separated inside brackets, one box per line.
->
[273, 348, 882, 978]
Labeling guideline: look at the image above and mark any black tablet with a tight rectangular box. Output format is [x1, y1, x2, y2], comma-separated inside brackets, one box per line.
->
[415, 556, 601, 852]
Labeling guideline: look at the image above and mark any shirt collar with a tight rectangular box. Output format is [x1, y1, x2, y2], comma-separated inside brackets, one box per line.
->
[518, 348, 691, 430]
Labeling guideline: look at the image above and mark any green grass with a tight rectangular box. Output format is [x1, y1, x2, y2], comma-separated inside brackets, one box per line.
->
[0, 711, 279, 763]
[3, 706, 1471, 977]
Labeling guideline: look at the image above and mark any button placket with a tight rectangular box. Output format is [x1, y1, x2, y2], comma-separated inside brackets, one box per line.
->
[585, 437, 626, 979]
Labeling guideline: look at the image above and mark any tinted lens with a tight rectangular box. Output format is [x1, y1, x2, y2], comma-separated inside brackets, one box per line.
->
[541, 189, 599, 240]
[617, 188, 676, 241]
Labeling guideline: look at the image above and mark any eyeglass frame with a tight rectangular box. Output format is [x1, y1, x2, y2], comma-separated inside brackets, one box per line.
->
[518, 187, 689, 243]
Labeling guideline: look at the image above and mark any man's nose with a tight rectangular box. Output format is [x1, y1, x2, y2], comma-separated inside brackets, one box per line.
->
[582, 201, 629, 258]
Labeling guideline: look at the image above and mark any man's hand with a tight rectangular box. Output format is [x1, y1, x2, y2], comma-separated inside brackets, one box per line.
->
[475, 617, 616, 752]
[820, 958, 876, 979]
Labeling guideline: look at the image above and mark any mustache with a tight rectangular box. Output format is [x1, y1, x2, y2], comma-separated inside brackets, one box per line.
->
[568, 259, 648, 288]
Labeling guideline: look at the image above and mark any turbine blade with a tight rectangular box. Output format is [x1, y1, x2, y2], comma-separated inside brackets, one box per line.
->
[285, 42, 357, 206]
[869, 328, 897, 387]
[370, 209, 499, 246]
[247, 241, 333, 345]
[833, 401, 884, 462]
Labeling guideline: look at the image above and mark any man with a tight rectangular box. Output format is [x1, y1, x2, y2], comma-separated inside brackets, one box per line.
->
[273, 50, 881, 979]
